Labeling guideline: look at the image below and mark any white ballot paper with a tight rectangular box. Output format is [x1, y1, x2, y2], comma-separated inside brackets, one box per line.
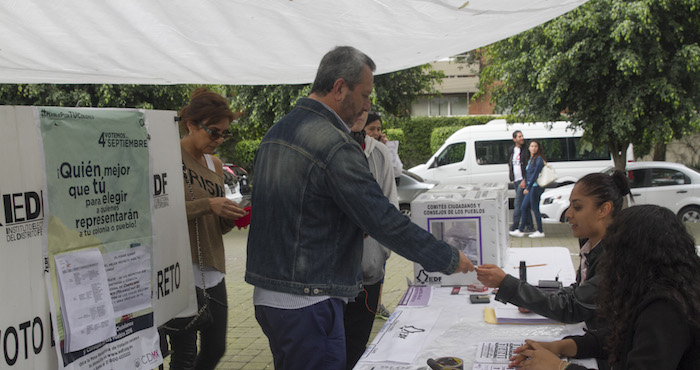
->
[103, 245, 152, 317]
[472, 341, 522, 369]
[473, 341, 599, 370]
[361, 308, 441, 363]
[55, 248, 117, 352]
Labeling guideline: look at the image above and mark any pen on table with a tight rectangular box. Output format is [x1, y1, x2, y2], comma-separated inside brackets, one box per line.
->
[514, 263, 547, 269]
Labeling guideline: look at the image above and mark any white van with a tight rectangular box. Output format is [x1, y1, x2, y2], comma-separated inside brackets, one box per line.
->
[409, 119, 631, 199]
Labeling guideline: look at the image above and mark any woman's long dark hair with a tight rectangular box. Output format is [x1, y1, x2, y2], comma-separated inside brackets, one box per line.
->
[596, 205, 700, 365]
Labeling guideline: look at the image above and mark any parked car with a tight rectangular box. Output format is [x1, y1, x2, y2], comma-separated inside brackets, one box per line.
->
[397, 170, 437, 216]
[540, 161, 700, 223]
[223, 163, 250, 204]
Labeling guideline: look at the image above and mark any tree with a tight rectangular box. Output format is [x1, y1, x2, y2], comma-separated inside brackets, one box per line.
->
[0, 84, 195, 110]
[478, 0, 700, 170]
[229, 64, 444, 138]
[229, 84, 311, 141]
[373, 64, 444, 119]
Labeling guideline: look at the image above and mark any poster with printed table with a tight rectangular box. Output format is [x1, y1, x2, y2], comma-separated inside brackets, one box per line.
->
[38, 107, 161, 370]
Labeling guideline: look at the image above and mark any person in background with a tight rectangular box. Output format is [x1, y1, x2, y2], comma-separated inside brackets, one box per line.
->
[170, 88, 248, 370]
[245, 46, 474, 370]
[362, 112, 399, 320]
[508, 130, 533, 232]
[477, 171, 631, 335]
[509, 205, 700, 370]
[364, 112, 403, 179]
[510, 140, 546, 238]
[344, 111, 398, 369]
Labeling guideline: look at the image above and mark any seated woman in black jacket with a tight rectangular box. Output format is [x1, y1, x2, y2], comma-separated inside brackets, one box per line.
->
[476, 171, 631, 330]
[509, 204, 700, 370]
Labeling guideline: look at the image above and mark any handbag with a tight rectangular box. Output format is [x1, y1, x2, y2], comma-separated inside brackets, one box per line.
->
[161, 167, 214, 334]
[536, 161, 558, 187]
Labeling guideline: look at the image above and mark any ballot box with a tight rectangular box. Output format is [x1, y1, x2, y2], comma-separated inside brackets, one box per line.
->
[410, 187, 506, 286]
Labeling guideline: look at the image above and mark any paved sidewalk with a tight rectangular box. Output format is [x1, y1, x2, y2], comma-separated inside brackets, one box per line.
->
[164, 221, 700, 369]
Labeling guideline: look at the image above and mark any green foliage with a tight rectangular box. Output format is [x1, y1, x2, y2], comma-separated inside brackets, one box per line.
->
[373, 65, 445, 118]
[384, 128, 404, 142]
[0, 84, 195, 110]
[431, 126, 464, 153]
[479, 0, 700, 168]
[226, 64, 446, 171]
[230, 84, 311, 141]
[233, 139, 261, 171]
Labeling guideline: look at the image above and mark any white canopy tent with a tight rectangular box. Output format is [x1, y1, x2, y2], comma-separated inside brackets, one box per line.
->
[0, 0, 586, 85]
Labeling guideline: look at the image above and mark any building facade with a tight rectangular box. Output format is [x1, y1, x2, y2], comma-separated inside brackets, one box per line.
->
[411, 58, 495, 117]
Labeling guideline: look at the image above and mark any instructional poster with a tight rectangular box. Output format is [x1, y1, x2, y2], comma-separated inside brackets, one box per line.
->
[38, 107, 161, 369]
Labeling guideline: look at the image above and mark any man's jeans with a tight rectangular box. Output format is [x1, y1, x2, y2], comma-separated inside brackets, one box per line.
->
[511, 181, 525, 230]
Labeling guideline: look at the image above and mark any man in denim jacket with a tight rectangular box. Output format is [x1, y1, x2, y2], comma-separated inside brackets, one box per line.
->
[246, 46, 474, 370]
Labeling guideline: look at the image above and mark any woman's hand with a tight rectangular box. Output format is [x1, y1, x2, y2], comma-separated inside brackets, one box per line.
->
[508, 340, 563, 369]
[209, 197, 247, 220]
[475, 264, 507, 288]
[380, 133, 388, 144]
[523, 189, 529, 195]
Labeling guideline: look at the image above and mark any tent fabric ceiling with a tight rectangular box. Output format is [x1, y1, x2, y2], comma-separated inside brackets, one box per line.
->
[0, 0, 586, 85]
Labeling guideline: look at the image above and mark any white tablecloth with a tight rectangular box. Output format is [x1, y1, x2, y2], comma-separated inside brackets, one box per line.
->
[354, 247, 598, 369]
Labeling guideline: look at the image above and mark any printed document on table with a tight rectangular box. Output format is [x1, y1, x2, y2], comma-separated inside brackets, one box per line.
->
[361, 308, 441, 363]
[473, 341, 599, 370]
[398, 285, 432, 307]
[55, 248, 117, 352]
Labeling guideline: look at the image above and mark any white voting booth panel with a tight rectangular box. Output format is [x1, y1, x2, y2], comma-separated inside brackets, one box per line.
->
[0, 106, 194, 369]
[410, 185, 507, 286]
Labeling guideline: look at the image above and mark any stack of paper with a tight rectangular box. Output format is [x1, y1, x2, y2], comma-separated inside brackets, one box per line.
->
[473, 341, 523, 369]
[484, 306, 560, 325]
[398, 285, 432, 307]
[473, 341, 599, 369]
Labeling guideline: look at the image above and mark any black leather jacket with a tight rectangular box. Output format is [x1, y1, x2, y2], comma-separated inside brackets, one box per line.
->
[508, 144, 530, 182]
[495, 239, 603, 329]
[567, 291, 700, 370]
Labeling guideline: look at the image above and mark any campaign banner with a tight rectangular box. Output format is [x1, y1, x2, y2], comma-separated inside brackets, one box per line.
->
[0, 106, 194, 370]
[38, 107, 162, 369]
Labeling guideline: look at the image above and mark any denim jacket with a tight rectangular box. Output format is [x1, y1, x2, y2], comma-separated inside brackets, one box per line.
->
[245, 98, 460, 297]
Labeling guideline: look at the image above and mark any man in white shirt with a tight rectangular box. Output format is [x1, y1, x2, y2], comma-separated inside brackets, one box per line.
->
[508, 130, 532, 232]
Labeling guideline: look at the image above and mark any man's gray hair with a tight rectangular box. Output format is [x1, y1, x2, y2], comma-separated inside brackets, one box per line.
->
[310, 46, 376, 96]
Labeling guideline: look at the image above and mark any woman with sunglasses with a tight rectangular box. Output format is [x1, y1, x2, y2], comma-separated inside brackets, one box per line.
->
[168, 87, 248, 370]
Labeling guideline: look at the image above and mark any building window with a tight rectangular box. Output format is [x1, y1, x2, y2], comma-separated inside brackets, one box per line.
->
[412, 95, 470, 117]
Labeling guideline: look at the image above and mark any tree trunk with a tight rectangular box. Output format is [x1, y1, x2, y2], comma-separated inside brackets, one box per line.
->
[652, 142, 667, 161]
[609, 141, 629, 171]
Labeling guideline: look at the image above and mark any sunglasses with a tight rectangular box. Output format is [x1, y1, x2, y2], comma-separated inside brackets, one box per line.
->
[196, 121, 232, 140]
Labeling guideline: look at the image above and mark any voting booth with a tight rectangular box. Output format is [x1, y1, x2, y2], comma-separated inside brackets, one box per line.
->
[410, 183, 508, 286]
[0, 106, 194, 370]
